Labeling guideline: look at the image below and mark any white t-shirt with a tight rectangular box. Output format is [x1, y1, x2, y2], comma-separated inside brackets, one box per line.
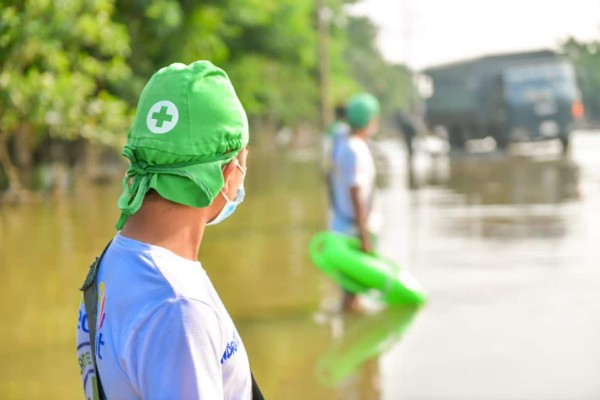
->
[329, 135, 380, 235]
[76, 233, 252, 400]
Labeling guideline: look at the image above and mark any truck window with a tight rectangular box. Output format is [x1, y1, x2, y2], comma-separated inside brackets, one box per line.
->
[503, 62, 577, 105]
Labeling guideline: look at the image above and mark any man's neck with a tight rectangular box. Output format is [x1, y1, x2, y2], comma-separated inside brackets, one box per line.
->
[351, 128, 369, 140]
[120, 192, 207, 261]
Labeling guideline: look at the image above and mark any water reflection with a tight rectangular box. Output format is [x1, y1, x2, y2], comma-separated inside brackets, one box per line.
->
[446, 153, 579, 205]
[400, 140, 580, 206]
[374, 132, 600, 399]
[316, 306, 420, 386]
[386, 141, 582, 242]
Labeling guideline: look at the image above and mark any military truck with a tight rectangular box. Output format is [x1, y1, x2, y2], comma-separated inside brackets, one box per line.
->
[422, 50, 584, 151]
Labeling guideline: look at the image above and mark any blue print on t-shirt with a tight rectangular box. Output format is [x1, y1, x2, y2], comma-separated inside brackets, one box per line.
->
[220, 333, 239, 365]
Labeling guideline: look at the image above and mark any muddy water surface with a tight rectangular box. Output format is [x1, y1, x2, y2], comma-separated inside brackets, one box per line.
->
[1, 131, 599, 399]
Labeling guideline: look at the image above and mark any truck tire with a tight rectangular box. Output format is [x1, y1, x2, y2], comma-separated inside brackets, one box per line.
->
[495, 135, 509, 151]
[490, 125, 509, 151]
[560, 135, 570, 154]
[449, 127, 466, 151]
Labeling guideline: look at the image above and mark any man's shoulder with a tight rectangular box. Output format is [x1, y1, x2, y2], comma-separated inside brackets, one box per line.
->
[335, 135, 357, 153]
[343, 136, 371, 157]
[150, 252, 216, 304]
[105, 234, 217, 306]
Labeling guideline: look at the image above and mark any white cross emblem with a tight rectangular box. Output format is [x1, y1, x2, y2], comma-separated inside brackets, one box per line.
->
[146, 101, 179, 134]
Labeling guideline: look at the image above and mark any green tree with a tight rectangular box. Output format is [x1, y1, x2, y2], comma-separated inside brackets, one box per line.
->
[0, 0, 132, 194]
[562, 37, 600, 123]
[343, 16, 418, 117]
[114, 0, 320, 125]
[0, 0, 419, 197]
[223, 0, 319, 124]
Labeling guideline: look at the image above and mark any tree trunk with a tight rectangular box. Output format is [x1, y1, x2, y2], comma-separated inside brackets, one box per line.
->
[0, 130, 28, 202]
[316, 0, 331, 132]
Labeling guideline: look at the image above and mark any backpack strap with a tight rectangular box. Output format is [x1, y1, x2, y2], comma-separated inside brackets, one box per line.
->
[80, 241, 112, 400]
[251, 372, 265, 400]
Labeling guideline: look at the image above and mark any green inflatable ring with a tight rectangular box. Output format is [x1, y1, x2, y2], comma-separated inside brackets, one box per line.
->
[309, 231, 426, 305]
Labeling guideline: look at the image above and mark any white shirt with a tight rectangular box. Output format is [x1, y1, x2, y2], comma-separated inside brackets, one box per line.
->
[76, 233, 251, 400]
[329, 135, 379, 235]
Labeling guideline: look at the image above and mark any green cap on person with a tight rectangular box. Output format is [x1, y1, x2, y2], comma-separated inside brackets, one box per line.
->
[115, 61, 249, 230]
[346, 93, 380, 129]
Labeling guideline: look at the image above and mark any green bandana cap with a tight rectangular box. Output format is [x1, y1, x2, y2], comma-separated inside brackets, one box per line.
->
[347, 93, 380, 129]
[116, 61, 249, 230]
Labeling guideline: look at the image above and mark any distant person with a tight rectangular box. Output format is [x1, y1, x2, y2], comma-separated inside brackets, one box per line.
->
[395, 110, 417, 157]
[76, 61, 263, 399]
[321, 104, 350, 176]
[322, 104, 350, 222]
[329, 93, 381, 311]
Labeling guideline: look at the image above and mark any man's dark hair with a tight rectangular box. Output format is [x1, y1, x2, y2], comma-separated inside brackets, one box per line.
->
[334, 105, 347, 121]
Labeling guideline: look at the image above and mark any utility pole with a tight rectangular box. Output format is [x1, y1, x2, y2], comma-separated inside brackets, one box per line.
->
[401, 0, 413, 69]
[316, 0, 331, 132]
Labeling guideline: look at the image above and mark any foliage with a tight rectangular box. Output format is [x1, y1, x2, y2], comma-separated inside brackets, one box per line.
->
[562, 37, 600, 122]
[0, 0, 419, 139]
[343, 16, 418, 116]
[0, 0, 133, 146]
[113, 0, 320, 123]
[0, 0, 420, 193]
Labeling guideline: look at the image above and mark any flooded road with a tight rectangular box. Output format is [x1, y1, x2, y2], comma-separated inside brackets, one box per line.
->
[377, 132, 600, 399]
[1, 130, 599, 399]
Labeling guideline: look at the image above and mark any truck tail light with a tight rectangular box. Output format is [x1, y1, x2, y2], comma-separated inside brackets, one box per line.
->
[572, 100, 585, 119]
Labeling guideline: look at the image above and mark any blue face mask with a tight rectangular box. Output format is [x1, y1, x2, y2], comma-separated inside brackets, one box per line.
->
[207, 185, 245, 226]
[207, 163, 246, 226]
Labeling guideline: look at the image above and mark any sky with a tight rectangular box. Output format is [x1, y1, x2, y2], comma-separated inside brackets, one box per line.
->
[348, 0, 600, 70]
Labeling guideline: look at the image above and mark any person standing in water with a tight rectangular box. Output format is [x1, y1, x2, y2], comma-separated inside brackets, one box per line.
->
[76, 61, 263, 399]
[329, 93, 381, 311]
[321, 104, 349, 177]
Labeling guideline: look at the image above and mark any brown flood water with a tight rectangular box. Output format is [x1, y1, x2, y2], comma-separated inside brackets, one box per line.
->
[1, 131, 599, 399]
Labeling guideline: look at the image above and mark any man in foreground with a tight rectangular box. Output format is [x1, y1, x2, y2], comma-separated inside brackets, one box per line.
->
[76, 61, 260, 399]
